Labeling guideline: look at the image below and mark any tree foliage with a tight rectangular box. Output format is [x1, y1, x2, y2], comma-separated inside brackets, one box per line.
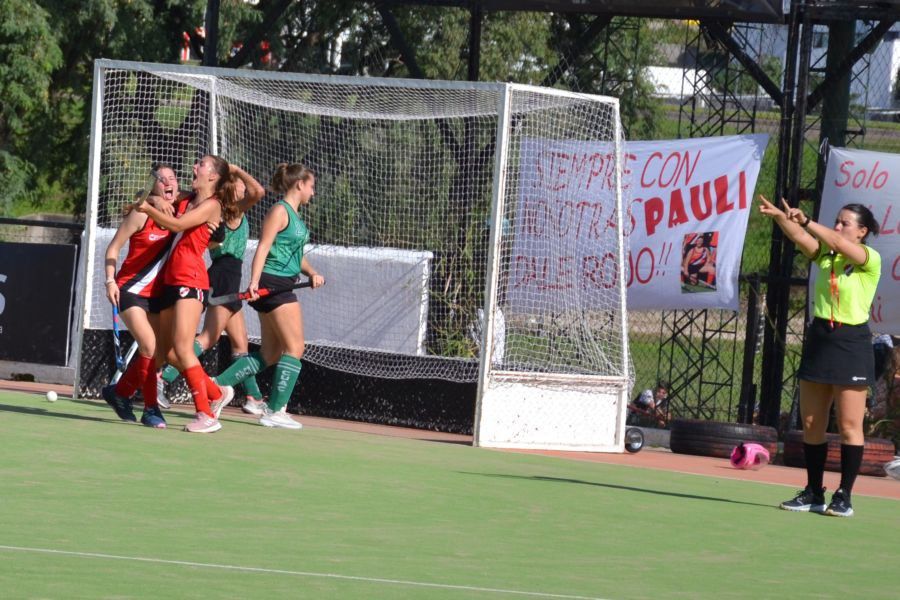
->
[1, 1, 664, 215]
[0, 0, 61, 210]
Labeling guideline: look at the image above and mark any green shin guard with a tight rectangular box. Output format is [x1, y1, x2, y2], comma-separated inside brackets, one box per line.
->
[232, 353, 264, 399]
[242, 375, 263, 399]
[268, 355, 302, 412]
[217, 351, 266, 387]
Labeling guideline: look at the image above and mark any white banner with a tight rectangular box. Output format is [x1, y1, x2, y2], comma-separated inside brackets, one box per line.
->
[91, 231, 432, 355]
[818, 147, 900, 334]
[510, 134, 769, 311]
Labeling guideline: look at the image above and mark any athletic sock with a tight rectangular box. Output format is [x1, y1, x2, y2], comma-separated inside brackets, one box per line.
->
[216, 351, 266, 387]
[839, 444, 864, 495]
[243, 375, 263, 399]
[268, 355, 302, 412]
[183, 364, 213, 417]
[232, 353, 263, 399]
[115, 354, 153, 398]
[205, 372, 223, 401]
[803, 442, 828, 492]
[141, 367, 158, 409]
[161, 339, 203, 383]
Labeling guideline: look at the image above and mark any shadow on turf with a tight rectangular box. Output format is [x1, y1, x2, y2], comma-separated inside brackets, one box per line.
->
[0, 401, 135, 424]
[464, 472, 775, 509]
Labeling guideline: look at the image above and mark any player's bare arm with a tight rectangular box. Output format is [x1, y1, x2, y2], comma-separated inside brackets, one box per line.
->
[138, 197, 221, 233]
[301, 257, 325, 288]
[758, 195, 819, 259]
[799, 211, 870, 265]
[145, 194, 175, 217]
[103, 209, 148, 306]
[231, 164, 265, 215]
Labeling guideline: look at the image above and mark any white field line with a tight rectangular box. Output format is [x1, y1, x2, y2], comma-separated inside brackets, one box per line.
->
[0, 545, 611, 600]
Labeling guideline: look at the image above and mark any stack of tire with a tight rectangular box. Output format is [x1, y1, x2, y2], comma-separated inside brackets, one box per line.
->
[782, 431, 896, 477]
[670, 419, 778, 459]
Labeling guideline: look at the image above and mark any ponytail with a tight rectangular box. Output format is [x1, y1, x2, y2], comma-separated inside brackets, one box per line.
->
[271, 162, 314, 194]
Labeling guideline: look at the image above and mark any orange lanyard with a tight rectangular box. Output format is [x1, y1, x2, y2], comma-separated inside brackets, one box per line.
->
[828, 259, 841, 329]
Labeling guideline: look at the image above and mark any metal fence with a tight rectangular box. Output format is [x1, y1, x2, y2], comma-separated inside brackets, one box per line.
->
[5, 4, 900, 436]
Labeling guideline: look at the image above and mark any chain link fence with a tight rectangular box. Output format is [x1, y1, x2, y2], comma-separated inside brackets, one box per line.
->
[4, 10, 898, 438]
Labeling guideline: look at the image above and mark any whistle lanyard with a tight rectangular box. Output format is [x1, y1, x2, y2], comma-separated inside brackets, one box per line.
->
[829, 262, 840, 329]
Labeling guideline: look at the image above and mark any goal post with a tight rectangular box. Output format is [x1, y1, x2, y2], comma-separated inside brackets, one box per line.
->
[73, 60, 630, 450]
[473, 84, 631, 451]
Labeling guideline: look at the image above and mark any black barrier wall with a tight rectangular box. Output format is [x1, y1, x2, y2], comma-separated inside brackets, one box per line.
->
[0, 242, 77, 365]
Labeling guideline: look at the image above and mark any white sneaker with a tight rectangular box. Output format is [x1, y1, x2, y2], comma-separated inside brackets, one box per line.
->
[242, 396, 267, 416]
[259, 406, 302, 430]
[210, 385, 235, 419]
[886, 458, 900, 481]
[156, 373, 170, 409]
[184, 412, 222, 433]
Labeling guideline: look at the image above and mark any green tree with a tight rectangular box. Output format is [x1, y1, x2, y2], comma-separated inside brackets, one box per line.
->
[0, 0, 61, 211]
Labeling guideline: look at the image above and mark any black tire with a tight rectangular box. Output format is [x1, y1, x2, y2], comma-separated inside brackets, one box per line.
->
[669, 418, 778, 459]
[624, 427, 644, 453]
[782, 431, 896, 477]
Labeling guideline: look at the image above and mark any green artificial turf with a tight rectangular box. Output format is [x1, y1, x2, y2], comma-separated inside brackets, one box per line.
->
[0, 390, 897, 599]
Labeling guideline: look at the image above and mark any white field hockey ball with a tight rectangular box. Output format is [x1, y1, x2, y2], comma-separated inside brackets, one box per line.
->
[46, 390, 58, 402]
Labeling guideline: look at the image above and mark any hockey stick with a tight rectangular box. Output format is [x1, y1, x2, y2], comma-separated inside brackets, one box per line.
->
[111, 305, 126, 373]
[133, 169, 166, 206]
[111, 341, 138, 385]
[208, 279, 316, 306]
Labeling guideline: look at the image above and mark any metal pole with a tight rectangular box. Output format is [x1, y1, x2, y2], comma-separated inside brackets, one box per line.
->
[762, 2, 814, 428]
[738, 275, 761, 423]
[467, 4, 483, 81]
[819, 20, 855, 150]
[203, 0, 220, 67]
[759, 0, 802, 427]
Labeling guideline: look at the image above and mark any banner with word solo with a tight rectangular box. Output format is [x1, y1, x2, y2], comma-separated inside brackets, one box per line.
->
[818, 146, 899, 335]
[509, 133, 769, 311]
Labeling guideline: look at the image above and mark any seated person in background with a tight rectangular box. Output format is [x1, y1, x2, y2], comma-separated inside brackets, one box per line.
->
[628, 380, 669, 428]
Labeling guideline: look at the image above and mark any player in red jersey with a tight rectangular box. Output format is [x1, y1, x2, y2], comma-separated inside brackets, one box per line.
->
[137, 155, 242, 433]
[102, 163, 183, 428]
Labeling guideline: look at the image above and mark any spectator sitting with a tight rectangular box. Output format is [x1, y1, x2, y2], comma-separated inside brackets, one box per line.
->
[628, 380, 669, 428]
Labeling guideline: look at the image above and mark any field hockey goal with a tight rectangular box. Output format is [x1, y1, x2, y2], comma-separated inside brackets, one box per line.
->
[75, 59, 631, 451]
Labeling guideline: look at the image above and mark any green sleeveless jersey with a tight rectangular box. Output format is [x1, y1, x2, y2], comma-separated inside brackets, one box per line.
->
[811, 244, 881, 325]
[209, 215, 249, 260]
[263, 200, 309, 277]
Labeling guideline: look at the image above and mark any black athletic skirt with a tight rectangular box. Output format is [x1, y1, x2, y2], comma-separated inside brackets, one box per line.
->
[248, 273, 299, 314]
[797, 317, 875, 386]
[208, 256, 243, 312]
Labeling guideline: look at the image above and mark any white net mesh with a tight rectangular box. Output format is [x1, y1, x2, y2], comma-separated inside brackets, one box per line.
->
[82, 61, 626, 388]
[491, 87, 627, 379]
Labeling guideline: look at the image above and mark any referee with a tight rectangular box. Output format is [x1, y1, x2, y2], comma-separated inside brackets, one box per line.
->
[759, 195, 881, 518]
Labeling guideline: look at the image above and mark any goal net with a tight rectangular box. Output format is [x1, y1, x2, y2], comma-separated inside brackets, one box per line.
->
[75, 59, 630, 450]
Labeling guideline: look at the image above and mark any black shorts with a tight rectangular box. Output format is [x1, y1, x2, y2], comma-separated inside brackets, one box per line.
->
[208, 256, 243, 312]
[119, 291, 163, 314]
[249, 273, 299, 314]
[797, 317, 875, 386]
[157, 285, 208, 311]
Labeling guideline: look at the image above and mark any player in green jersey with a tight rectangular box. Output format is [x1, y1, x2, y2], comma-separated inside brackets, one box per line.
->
[214, 163, 325, 429]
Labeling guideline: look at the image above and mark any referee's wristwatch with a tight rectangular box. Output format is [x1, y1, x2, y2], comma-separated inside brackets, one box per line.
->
[801, 215, 811, 228]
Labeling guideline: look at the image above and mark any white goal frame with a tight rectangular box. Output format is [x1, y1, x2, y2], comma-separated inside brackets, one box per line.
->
[73, 59, 631, 452]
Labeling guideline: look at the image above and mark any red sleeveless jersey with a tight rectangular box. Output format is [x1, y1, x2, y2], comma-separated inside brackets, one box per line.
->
[162, 197, 219, 289]
[115, 198, 189, 298]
